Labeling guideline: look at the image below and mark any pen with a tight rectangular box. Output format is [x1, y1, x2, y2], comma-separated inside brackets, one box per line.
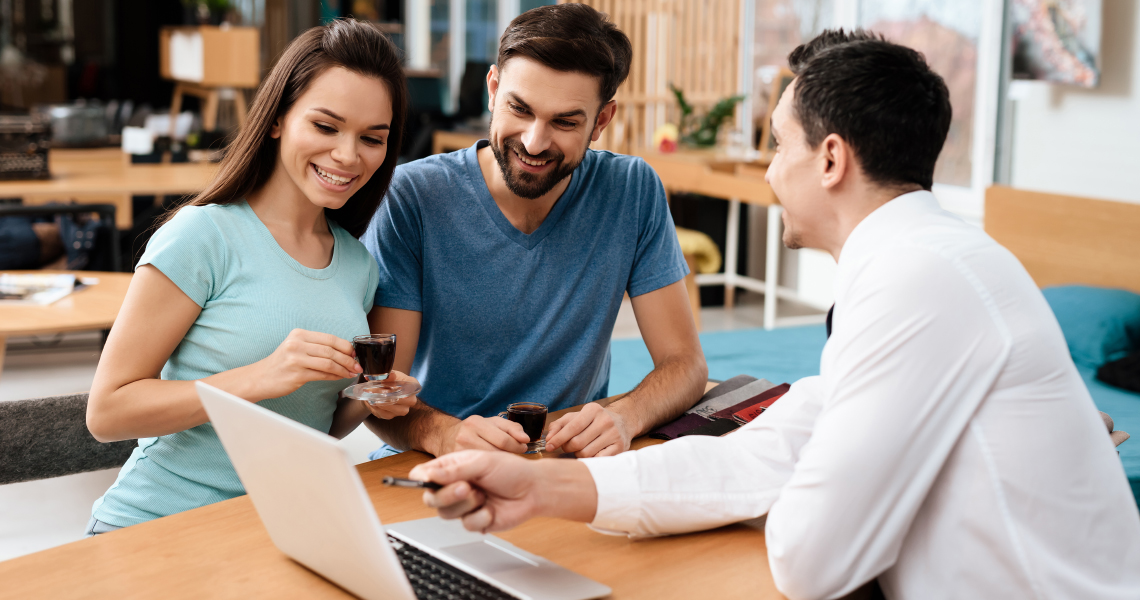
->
[382, 476, 442, 490]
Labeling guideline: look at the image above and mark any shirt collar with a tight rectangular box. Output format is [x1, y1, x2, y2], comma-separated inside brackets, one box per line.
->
[837, 190, 942, 269]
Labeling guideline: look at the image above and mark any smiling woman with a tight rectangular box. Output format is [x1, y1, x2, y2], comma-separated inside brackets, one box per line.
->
[81, 20, 417, 534]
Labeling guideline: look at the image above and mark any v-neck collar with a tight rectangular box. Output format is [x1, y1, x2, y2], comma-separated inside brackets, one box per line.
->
[464, 140, 586, 251]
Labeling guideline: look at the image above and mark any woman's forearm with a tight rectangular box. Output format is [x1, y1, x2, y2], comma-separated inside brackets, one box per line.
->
[87, 361, 268, 442]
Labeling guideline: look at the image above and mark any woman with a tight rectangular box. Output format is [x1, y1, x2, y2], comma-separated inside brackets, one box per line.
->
[84, 19, 413, 534]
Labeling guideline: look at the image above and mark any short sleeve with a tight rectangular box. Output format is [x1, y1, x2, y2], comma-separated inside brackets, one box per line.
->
[363, 175, 424, 312]
[137, 205, 227, 307]
[363, 252, 380, 313]
[627, 161, 688, 298]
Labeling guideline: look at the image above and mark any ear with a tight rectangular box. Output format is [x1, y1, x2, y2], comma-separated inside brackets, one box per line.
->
[269, 118, 282, 140]
[486, 64, 500, 113]
[590, 100, 617, 142]
[819, 133, 849, 190]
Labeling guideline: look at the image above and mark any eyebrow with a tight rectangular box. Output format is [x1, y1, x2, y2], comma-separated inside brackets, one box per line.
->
[310, 107, 390, 131]
[506, 93, 587, 120]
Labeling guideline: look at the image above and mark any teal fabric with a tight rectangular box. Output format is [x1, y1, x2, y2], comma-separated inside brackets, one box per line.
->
[92, 202, 379, 527]
[1077, 365, 1140, 506]
[1042, 286, 1140, 369]
[609, 325, 827, 395]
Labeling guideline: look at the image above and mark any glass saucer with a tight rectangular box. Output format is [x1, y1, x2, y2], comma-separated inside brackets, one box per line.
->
[343, 380, 421, 405]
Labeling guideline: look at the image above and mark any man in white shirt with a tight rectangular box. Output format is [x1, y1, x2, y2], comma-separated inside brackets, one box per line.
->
[408, 30, 1140, 599]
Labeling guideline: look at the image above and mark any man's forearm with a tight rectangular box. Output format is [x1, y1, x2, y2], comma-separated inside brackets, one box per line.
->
[608, 353, 707, 437]
[365, 400, 456, 455]
[534, 459, 599, 523]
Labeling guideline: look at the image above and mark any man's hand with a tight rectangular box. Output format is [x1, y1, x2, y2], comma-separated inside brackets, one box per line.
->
[362, 370, 419, 420]
[436, 415, 531, 455]
[544, 403, 632, 457]
[410, 451, 541, 532]
[410, 450, 598, 533]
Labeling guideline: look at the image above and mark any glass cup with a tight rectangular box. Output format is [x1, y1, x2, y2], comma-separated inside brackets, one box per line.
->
[343, 333, 420, 405]
[353, 334, 395, 381]
[498, 402, 548, 453]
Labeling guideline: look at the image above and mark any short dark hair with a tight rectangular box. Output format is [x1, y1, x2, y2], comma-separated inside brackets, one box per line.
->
[497, 3, 632, 105]
[787, 29, 951, 191]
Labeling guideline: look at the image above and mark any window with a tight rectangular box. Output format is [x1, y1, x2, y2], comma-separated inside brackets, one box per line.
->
[858, 0, 983, 188]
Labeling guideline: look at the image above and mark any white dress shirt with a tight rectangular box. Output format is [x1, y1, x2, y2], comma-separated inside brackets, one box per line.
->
[583, 191, 1140, 600]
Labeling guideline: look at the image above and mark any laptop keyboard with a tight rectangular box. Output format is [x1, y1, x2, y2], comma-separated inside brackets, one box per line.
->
[388, 534, 521, 600]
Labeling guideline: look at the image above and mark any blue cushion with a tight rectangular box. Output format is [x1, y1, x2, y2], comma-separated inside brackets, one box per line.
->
[1042, 286, 1140, 369]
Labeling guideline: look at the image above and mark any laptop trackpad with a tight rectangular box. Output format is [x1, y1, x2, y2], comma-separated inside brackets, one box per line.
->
[441, 541, 538, 573]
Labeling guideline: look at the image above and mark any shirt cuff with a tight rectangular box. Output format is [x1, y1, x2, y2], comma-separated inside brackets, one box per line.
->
[581, 453, 643, 535]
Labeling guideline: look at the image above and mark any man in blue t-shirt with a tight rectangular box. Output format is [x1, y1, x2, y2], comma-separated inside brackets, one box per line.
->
[361, 4, 707, 459]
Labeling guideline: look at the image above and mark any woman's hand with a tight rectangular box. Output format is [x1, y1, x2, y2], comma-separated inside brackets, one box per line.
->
[247, 329, 362, 401]
[364, 370, 420, 419]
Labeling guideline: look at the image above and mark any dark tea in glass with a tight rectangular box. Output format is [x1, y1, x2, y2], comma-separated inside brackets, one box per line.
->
[500, 402, 548, 452]
[353, 334, 396, 381]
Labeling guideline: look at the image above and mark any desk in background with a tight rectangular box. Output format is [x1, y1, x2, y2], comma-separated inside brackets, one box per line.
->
[0, 270, 131, 376]
[0, 148, 218, 229]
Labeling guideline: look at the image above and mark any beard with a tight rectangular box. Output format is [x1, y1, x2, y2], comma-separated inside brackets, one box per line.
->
[489, 125, 587, 199]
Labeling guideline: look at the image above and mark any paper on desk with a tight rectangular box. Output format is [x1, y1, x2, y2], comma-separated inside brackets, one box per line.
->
[0, 273, 76, 305]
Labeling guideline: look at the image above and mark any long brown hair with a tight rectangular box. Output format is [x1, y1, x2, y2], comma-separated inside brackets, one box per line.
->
[162, 19, 407, 238]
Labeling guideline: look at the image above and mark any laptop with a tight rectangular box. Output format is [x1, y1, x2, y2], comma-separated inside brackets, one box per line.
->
[196, 381, 611, 600]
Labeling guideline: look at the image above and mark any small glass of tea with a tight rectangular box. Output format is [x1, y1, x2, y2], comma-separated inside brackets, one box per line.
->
[343, 333, 420, 405]
[498, 402, 548, 453]
[353, 333, 396, 381]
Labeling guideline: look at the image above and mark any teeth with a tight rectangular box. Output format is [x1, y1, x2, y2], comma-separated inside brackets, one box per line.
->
[315, 165, 352, 185]
[516, 152, 547, 167]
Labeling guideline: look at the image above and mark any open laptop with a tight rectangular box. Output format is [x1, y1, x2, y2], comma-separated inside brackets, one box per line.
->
[196, 381, 611, 600]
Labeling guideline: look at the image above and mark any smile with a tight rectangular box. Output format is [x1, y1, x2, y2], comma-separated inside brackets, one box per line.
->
[514, 151, 549, 167]
[312, 163, 356, 187]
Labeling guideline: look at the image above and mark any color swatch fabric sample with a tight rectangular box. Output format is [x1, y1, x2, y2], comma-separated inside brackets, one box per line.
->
[686, 378, 776, 419]
[710, 383, 791, 420]
[733, 393, 786, 424]
[649, 376, 783, 440]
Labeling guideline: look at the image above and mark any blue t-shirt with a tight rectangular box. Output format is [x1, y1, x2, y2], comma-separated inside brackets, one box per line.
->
[363, 141, 686, 425]
[92, 202, 379, 527]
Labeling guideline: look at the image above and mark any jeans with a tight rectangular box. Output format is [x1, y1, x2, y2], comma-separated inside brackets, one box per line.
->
[84, 516, 124, 537]
[0, 217, 40, 269]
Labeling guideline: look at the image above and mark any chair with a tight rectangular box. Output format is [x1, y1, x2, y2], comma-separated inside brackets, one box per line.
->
[0, 393, 134, 485]
[0, 203, 121, 272]
[0, 393, 134, 560]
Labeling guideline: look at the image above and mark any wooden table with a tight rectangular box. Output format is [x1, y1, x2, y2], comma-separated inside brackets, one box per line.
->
[0, 148, 218, 229]
[0, 389, 787, 599]
[0, 270, 131, 375]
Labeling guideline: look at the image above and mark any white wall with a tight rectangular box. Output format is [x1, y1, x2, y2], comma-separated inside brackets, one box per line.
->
[1009, 0, 1140, 203]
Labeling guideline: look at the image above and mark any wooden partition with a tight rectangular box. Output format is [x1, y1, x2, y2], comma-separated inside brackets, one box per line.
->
[562, 0, 742, 154]
[984, 185, 1140, 294]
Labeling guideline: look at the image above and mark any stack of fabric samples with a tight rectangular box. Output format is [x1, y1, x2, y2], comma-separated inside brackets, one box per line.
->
[649, 375, 789, 440]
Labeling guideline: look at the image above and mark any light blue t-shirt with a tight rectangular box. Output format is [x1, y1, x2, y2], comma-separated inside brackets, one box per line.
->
[363, 142, 686, 434]
[92, 201, 379, 527]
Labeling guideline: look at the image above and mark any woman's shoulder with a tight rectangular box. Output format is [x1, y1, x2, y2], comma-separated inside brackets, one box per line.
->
[330, 221, 378, 267]
[161, 202, 246, 233]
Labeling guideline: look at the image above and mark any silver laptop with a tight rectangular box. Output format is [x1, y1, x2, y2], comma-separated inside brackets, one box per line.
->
[196, 382, 611, 600]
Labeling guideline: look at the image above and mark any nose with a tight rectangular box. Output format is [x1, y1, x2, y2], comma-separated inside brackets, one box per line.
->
[330, 135, 360, 167]
[519, 120, 551, 157]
